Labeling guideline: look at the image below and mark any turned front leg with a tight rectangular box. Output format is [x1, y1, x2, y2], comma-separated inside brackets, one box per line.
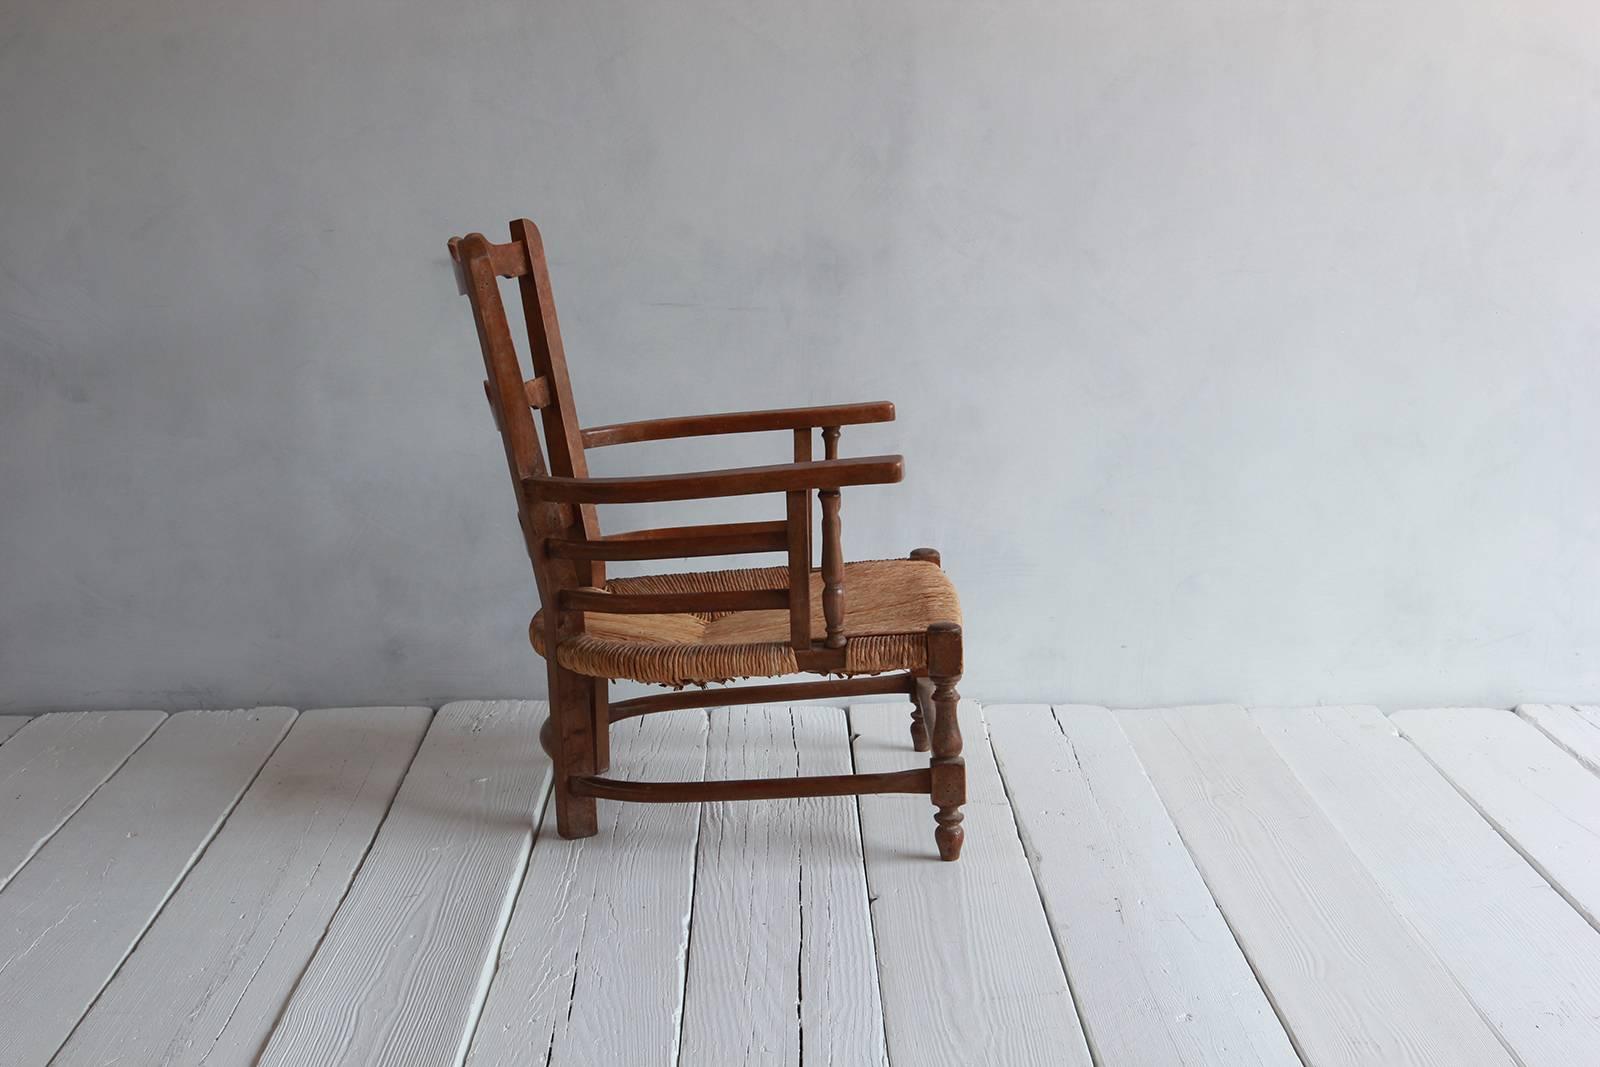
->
[927, 621, 965, 861]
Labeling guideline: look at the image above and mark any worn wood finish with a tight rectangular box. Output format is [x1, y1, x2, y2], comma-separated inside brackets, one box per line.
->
[463, 713, 707, 1066]
[819, 426, 846, 648]
[1120, 705, 1517, 1066]
[819, 489, 845, 647]
[54, 707, 433, 1067]
[523, 375, 552, 408]
[853, 701, 1093, 1065]
[509, 218, 603, 584]
[1256, 704, 1600, 1066]
[462, 223, 610, 846]
[450, 218, 963, 858]
[448, 234, 531, 279]
[679, 706, 887, 1066]
[0, 708, 166, 893]
[547, 520, 788, 561]
[792, 645, 852, 673]
[581, 400, 895, 447]
[1393, 706, 1600, 928]
[550, 664, 601, 839]
[910, 678, 932, 752]
[788, 428, 814, 649]
[527, 454, 904, 504]
[486, 376, 554, 416]
[1517, 703, 1600, 775]
[572, 766, 932, 802]
[610, 672, 915, 720]
[0, 708, 294, 1067]
[258, 701, 549, 1066]
[988, 705, 1298, 1066]
[926, 623, 965, 861]
[907, 547, 941, 752]
[589, 676, 610, 774]
[456, 233, 563, 598]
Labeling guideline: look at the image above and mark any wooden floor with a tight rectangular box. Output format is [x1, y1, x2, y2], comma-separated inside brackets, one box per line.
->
[2, 701, 1598, 1066]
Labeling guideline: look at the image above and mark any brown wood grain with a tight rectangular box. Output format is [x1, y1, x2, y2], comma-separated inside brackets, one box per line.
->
[546, 521, 787, 562]
[581, 401, 894, 448]
[608, 674, 917, 721]
[448, 218, 964, 858]
[571, 768, 932, 803]
[525, 455, 903, 505]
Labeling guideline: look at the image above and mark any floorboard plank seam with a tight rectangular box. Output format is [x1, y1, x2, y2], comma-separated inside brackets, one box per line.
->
[0, 712, 168, 897]
[457, 769, 555, 1067]
[669, 709, 711, 1067]
[845, 705, 896, 1067]
[790, 709, 807, 1067]
[52, 709, 300, 1064]
[253, 710, 440, 1063]
[1389, 715, 1600, 937]
[455, 832, 541, 1067]
[1257, 711, 1528, 1067]
[986, 703, 1103, 1067]
[1108, 710, 1315, 1067]
[1516, 706, 1600, 779]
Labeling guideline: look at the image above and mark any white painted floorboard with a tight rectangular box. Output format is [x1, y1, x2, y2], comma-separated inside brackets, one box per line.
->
[8, 700, 1600, 1065]
[0, 707, 294, 1067]
[1393, 707, 1600, 929]
[464, 712, 708, 1067]
[987, 704, 1298, 1066]
[0, 708, 166, 892]
[677, 705, 886, 1067]
[1517, 704, 1600, 777]
[1256, 705, 1600, 1066]
[54, 706, 434, 1067]
[852, 701, 1093, 1067]
[259, 701, 549, 1067]
[1119, 705, 1515, 1067]
[0, 717, 28, 745]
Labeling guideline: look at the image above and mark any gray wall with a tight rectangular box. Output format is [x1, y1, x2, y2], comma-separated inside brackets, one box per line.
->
[5, 0, 1599, 712]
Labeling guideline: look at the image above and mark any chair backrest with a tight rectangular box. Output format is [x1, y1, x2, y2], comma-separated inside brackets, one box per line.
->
[448, 220, 603, 609]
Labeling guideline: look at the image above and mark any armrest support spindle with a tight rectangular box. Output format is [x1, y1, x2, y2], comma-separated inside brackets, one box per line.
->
[820, 426, 846, 649]
[787, 429, 813, 649]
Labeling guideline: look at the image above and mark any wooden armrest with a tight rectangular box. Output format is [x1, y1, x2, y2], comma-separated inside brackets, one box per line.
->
[524, 455, 903, 504]
[581, 401, 895, 448]
[546, 520, 789, 561]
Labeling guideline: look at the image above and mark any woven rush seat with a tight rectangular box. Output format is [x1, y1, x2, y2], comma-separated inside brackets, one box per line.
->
[531, 557, 960, 686]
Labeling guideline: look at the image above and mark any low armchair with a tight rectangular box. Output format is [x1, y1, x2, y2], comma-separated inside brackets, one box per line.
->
[448, 220, 967, 860]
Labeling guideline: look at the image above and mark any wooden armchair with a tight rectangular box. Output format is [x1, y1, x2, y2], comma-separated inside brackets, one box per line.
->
[448, 220, 967, 860]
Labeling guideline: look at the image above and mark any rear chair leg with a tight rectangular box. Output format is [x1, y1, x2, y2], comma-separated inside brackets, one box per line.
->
[926, 621, 965, 861]
[911, 678, 932, 752]
[550, 664, 599, 838]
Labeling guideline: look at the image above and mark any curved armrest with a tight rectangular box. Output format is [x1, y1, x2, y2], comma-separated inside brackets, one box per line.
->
[581, 401, 895, 448]
[525, 454, 903, 504]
